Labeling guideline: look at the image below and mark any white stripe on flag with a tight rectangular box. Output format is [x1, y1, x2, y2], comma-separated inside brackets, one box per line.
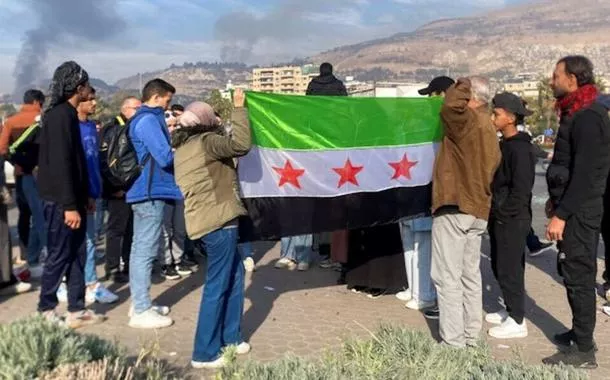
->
[238, 144, 437, 198]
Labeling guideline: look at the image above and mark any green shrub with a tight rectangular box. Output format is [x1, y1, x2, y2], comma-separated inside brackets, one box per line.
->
[0, 315, 123, 380]
[219, 325, 589, 380]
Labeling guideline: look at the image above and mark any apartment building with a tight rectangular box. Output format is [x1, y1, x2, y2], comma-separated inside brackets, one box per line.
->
[251, 65, 318, 94]
[503, 80, 539, 98]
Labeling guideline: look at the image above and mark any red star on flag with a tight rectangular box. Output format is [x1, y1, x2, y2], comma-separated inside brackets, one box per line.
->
[333, 158, 364, 188]
[273, 160, 305, 189]
[389, 154, 418, 180]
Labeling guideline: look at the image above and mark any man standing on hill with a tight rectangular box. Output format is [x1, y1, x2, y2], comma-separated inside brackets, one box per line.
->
[126, 79, 182, 329]
[543, 56, 610, 369]
[0, 89, 46, 277]
[37, 61, 106, 328]
[429, 77, 501, 348]
[100, 96, 141, 284]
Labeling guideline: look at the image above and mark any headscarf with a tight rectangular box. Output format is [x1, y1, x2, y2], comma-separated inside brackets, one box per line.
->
[179, 101, 219, 128]
[46, 61, 89, 111]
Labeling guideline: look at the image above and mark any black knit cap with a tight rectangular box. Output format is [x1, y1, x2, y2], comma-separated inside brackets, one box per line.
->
[46, 61, 89, 110]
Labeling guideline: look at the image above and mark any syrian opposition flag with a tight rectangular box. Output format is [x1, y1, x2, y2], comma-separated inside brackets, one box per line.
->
[238, 92, 443, 240]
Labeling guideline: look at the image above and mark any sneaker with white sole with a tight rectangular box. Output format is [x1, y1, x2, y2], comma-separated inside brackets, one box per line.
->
[243, 257, 256, 273]
[128, 308, 173, 329]
[274, 258, 297, 270]
[0, 281, 32, 296]
[29, 264, 44, 279]
[128, 304, 170, 318]
[66, 309, 106, 329]
[191, 356, 225, 369]
[176, 264, 193, 276]
[395, 290, 412, 302]
[234, 342, 251, 355]
[87, 283, 119, 304]
[40, 310, 65, 326]
[297, 262, 310, 271]
[405, 299, 436, 311]
[488, 317, 528, 339]
[485, 309, 509, 325]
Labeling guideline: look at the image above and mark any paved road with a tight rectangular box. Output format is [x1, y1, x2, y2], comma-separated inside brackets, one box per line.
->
[1, 163, 609, 379]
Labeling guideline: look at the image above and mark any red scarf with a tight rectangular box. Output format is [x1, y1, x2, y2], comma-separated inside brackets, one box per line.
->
[556, 84, 599, 117]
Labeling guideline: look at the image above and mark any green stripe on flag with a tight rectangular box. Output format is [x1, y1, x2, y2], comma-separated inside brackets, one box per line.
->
[245, 92, 443, 150]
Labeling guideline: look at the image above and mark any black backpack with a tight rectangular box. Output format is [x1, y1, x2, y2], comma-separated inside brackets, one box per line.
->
[100, 116, 149, 190]
[8, 121, 40, 173]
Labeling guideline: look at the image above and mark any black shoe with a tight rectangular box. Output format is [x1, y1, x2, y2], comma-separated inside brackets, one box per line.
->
[542, 348, 598, 369]
[161, 265, 181, 280]
[366, 288, 386, 299]
[529, 242, 553, 256]
[553, 330, 576, 347]
[113, 270, 129, 284]
[181, 256, 199, 268]
[176, 264, 193, 276]
[424, 306, 439, 320]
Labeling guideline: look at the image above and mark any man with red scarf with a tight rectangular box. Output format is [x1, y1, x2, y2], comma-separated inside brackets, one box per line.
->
[543, 55, 610, 369]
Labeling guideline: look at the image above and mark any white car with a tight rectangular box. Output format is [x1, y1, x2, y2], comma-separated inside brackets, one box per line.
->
[4, 160, 14, 187]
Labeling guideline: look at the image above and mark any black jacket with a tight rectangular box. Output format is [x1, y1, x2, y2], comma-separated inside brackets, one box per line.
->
[37, 102, 89, 211]
[547, 102, 610, 220]
[491, 132, 536, 222]
[305, 74, 347, 96]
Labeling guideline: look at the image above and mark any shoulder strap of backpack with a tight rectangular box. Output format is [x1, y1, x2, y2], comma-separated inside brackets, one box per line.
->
[9, 122, 39, 155]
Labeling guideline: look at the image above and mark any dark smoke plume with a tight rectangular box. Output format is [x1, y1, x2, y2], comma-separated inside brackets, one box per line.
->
[12, 0, 125, 101]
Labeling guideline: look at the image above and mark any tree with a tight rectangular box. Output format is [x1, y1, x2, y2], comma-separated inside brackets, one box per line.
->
[205, 89, 233, 122]
[524, 76, 557, 137]
[0, 103, 17, 117]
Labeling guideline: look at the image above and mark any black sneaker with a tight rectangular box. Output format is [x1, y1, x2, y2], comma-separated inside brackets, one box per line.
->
[542, 348, 598, 369]
[176, 264, 193, 276]
[553, 330, 598, 351]
[529, 242, 553, 257]
[424, 306, 439, 320]
[181, 256, 199, 268]
[105, 268, 129, 284]
[366, 288, 386, 299]
[161, 265, 181, 280]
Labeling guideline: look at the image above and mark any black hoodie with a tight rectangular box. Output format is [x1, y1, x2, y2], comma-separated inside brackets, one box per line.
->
[305, 74, 347, 96]
[491, 131, 536, 222]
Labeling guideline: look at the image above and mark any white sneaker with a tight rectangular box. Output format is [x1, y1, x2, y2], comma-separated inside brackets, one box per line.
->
[0, 281, 32, 296]
[29, 264, 44, 279]
[485, 309, 509, 325]
[234, 342, 251, 355]
[488, 317, 528, 339]
[128, 304, 170, 318]
[274, 258, 296, 270]
[56, 283, 68, 303]
[405, 299, 436, 310]
[395, 290, 412, 302]
[128, 308, 173, 329]
[87, 283, 119, 304]
[297, 262, 310, 271]
[191, 356, 225, 369]
[243, 257, 256, 273]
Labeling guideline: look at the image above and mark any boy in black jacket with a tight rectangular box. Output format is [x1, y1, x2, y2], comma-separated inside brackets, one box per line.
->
[485, 92, 536, 339]
[37, 61, 105, 328]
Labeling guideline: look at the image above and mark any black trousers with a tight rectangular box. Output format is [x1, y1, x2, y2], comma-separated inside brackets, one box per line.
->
[0, 201, 16, 287]
[601, 195, 610, 284]
[489, 217, 530, 324]
[558, 208, 602, 352]
[105, 198, 133, 273]
[38, 202, 86, 313]
[15, 176, 31, 247]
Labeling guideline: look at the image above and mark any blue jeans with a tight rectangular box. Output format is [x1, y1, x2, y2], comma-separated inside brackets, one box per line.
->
[130, 201, 165, 314]
[399, 219, 436, 303]
[193, 226, 244, 362]
[22, 175, 46, 265]
[84, 213, 97, 285]
[280, 235, 312, 263]
[238, 242, 253, 259]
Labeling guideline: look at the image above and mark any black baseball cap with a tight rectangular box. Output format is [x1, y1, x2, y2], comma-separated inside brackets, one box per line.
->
[418, 76, 455, 95]
[492, 92, 533, 117]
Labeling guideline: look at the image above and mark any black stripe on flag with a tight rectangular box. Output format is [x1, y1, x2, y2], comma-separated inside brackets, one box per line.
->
[239, 184, 432, 241]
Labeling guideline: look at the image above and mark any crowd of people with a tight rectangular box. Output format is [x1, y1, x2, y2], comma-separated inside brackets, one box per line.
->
[0, 55, 610, 370]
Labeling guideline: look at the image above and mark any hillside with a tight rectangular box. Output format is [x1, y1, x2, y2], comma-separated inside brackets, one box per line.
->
[311, 0, 610, 81]
[114, 62, 251, 97]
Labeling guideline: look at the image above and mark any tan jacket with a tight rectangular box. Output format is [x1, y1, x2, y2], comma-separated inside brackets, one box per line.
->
[173, 108, 252, 239]
[432, 79, 501, 221]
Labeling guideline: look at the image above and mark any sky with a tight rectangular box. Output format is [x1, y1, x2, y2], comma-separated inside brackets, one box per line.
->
[0, 0, 530, 94]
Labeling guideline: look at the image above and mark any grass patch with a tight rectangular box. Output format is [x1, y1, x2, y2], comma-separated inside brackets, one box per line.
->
[0, 316, 182, 380]
[219, 325, 588, 380]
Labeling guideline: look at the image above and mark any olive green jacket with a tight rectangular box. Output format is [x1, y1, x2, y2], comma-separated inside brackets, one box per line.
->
[172, 108, 252, 239]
